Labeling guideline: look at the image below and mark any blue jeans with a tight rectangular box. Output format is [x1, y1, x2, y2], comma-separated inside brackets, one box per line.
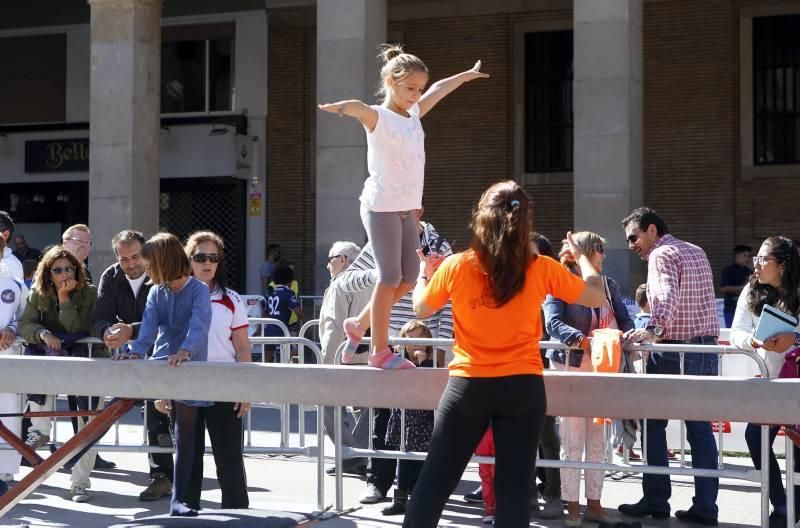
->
[642, 339, 720, 519]
[745, 423, 800, 517]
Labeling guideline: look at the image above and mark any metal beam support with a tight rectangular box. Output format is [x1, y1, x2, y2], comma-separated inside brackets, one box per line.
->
[0, 398, 136, 516]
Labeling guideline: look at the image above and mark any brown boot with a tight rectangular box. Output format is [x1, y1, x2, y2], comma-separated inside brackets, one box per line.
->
[139, 474, 172, 501]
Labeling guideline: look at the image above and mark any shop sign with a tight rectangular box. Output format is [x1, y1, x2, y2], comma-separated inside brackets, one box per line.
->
[25, 139, 90, 173]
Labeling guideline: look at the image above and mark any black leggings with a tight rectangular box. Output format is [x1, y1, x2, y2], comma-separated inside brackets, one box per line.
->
[402, 375, 546, 528]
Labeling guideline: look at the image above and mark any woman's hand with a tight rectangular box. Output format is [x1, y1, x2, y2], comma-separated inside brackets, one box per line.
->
[762, 332, 796, 352]
[416, 249, 445, 279]
[154, 399, 172, 415]
[233, 402, 251, 418]
[462, 60, 490, 82]
[56, 277, 77, 301]
[560, 231, 584, 262]
[0, 327, 16, 350]
[42, 331, 62, 351]
[167, 349, 191, 368]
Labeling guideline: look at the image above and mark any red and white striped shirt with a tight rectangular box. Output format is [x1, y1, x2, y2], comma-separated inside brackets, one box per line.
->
[646, 234, 719, 340]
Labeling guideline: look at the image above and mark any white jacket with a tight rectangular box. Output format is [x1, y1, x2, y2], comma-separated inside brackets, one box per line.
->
[730, 282, 799, 378]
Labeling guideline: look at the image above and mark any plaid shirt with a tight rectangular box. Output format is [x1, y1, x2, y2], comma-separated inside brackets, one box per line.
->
[646, 234, 719, 340]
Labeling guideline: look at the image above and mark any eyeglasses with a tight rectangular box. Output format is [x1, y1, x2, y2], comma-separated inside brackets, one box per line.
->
[51, 266, 76, 275]
[753, 255, 777, 266]
[64, 237, 91, 246]
[327, 255, 342, 263]
[191, 253, 219, 264]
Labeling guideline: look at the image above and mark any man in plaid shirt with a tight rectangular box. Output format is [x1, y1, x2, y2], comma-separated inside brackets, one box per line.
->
[618, 207, 720, 526]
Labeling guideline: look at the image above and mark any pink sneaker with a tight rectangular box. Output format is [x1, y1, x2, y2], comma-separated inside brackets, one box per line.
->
[341, 318, 365, 364]
[368, 348, 416, 369]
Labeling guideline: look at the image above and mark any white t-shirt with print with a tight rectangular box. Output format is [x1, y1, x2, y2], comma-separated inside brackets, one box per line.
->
[360, 103, 425, 212]
[207, 288, 249, 363]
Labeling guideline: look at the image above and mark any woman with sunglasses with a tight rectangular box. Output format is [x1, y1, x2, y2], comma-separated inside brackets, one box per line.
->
[156, 231, 250, 510]
[542, 231, 634, 526]
[18, 245, 99, 503]
[730, 236, 800, 527]
[119, 232, 212, 517]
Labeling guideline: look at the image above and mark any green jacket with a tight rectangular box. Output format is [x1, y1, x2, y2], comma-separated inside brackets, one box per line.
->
[19, 285, 107, 356]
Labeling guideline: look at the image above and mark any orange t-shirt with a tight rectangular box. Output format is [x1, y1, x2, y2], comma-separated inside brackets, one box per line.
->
[420, 251, 586, 378]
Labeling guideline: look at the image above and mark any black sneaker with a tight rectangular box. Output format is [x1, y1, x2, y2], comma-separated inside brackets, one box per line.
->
[94, 455, 117, 470]
[463, 487, 483, 503]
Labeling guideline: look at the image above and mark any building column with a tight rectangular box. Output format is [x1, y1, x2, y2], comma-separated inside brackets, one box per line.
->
[573, 0, 643, 292]
[87, 0, 161, 278]
[315, 0, 386, 292]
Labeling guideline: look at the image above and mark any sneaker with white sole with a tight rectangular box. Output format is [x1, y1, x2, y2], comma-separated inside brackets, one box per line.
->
[71, 484, 90, 503]
[359, 483, 385, 504]
[25, 430, 50, 449]
[482, 514, 496, 524]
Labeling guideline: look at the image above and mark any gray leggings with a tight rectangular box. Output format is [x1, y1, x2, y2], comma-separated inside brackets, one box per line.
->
[361, 206, 419, 288]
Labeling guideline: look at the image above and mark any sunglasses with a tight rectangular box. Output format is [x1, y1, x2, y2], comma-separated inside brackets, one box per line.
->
[191, 253, 219, 264]
[753, 255, 777, 266]
[327, 255, 342, 263]
[51, 266, 76, 275]
[626, 233, 640, 244]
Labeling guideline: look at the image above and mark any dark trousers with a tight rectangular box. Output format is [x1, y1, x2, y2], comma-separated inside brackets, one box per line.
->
[642, 341, 719, 519]
[535, 414, 561, 500]
[397, 460, 424, 492]
[145, 400, 175, 481]
[402, 375, 547, 528]
[174, 401, 249, 510]
[367, 407, 397, 495]
[745, 423, 800, 517]
[171, 402, 202, 511]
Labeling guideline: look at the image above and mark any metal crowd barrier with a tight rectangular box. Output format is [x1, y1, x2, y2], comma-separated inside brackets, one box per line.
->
[8, 319, 320, 459]
[331, 337, 786, 526]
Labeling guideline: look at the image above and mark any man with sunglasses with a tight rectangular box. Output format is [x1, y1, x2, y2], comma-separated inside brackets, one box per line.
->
[319, 241, 371, 477]
[619, 207, 720, 526]
[92, 229, 174, 501]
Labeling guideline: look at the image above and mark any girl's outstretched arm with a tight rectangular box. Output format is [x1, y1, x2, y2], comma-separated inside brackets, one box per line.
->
[318, 100, 379, 131]
[417, 60, 489, 118]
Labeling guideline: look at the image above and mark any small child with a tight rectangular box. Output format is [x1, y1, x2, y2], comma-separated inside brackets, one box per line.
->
[633, 283, 651, 330]
[382, 320, 435, 516]
[264, 264, 304, 362]
[475, 426, 496, 525]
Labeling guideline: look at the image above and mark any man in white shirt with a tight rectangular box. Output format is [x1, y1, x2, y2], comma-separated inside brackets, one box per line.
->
[0, 211, 23, 280]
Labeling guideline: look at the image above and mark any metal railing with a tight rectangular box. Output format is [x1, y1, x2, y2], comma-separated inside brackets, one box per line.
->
[330, 337, 784, 526]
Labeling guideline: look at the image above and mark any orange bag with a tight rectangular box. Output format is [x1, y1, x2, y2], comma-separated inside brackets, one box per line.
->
[590, 328, 623, 424]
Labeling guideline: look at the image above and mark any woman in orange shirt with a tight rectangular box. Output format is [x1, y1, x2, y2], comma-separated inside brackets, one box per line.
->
[404, 180, 605, 528]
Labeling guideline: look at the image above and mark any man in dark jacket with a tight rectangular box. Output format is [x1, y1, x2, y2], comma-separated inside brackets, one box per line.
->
[93, 229, 174, 501]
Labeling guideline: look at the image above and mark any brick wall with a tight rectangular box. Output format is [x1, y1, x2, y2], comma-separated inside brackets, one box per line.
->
[266, 1, 800, 295]
[643, 0, 738, 282]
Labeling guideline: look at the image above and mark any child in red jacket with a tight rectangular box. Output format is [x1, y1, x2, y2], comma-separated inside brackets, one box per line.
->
[475, 426, 496, 524]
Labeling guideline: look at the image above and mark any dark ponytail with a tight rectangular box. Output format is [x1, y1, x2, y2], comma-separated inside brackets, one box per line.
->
[470, 180, 534, 307]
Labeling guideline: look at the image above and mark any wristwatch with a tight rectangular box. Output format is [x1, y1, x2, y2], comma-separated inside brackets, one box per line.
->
[38, 329, 50, 341]
[646, 325, 665, 338]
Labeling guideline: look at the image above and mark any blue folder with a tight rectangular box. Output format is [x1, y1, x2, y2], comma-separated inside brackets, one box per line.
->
[754, 304, 799, 342]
